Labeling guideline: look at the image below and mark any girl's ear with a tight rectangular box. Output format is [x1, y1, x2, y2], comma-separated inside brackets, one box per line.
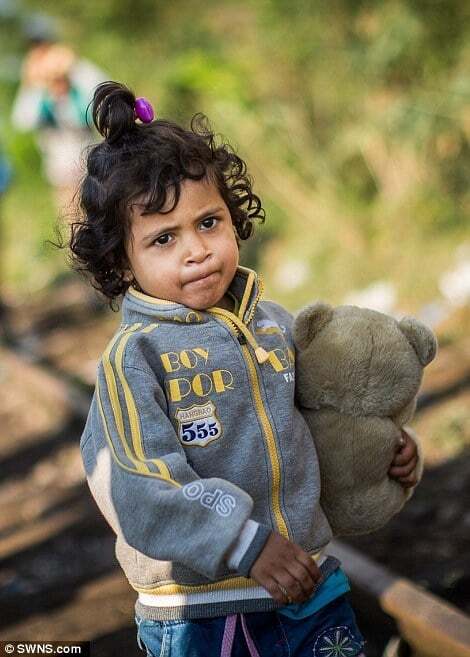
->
[293, 302, 334, 350]
[122, 267, 140, 290]
[121, 256, 135, 283]
[122, 263, 144, 292]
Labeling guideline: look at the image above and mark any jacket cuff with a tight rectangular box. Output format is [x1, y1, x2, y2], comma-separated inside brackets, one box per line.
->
[236, 524, 272, 578]
[226, 519, 260, 570]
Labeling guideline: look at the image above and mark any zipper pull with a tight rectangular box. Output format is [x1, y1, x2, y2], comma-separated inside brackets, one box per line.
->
[255, 347, 270, 364]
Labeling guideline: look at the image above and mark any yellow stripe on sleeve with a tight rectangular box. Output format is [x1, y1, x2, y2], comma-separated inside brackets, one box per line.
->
[102, 323, 149, 474]
[114, 324, 173, 481]
[96, 380, 181, 487]
[103, 322, 174, 482]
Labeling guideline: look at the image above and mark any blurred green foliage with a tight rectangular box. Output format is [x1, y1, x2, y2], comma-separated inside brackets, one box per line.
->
[0, 0, 469, 310]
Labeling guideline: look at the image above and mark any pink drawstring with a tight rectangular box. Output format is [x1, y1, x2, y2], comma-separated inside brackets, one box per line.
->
[220, 613, 261, 657]
[220, 614, 237, 657]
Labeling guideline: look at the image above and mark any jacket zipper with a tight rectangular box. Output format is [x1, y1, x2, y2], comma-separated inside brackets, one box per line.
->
[209, 311, 290, 540]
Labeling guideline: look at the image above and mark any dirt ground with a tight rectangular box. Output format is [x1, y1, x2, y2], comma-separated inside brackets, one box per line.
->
[0, 275, 469, 656]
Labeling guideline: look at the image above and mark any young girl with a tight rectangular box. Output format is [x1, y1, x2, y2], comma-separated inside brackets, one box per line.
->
[71, 81, 419, 657]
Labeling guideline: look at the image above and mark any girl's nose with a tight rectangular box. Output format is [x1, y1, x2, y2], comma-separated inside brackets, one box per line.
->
[183, 235, 211, 264]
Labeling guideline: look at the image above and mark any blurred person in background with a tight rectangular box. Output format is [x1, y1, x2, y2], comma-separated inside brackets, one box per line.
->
[11, 30, 106, 213]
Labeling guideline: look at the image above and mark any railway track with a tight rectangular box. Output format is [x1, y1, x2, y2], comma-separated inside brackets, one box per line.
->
[329, 541, 470, 657]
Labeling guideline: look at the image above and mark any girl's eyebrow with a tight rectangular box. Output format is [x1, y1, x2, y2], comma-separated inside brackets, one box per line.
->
[141, 205, 225, 243]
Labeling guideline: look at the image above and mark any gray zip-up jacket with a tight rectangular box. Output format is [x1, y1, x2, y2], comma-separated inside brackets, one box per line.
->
[80, 266, 334, 620]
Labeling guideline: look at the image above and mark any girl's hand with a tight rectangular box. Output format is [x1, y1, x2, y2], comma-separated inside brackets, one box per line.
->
[388, 429, 419, 488]
[249, 532, 322, 605]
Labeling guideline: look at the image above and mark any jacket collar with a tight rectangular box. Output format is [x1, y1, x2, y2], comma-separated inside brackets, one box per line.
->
[121, 266, 263, 325]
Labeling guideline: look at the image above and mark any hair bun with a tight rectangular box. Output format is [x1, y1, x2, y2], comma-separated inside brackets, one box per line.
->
[91, 81, 136, 143]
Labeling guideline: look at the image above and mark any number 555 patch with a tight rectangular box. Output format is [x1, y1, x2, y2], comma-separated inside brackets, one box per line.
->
[175, 402, 223, 447]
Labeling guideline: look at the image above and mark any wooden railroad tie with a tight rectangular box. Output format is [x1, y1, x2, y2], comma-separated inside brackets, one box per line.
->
[330, 540, 470, 657]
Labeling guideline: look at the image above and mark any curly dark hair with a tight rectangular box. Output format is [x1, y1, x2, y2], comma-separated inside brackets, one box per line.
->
[67, 81, 265, 308]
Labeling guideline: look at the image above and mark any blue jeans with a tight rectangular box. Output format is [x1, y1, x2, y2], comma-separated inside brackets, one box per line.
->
[135, 594, 365, 657]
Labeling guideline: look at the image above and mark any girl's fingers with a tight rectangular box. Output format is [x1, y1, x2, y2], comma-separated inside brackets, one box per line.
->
[392, 440, 417, 466]
[294, 549, 322, 583]
[389, 456, 418, 478]
[392, 448, 412, 466]
[265, 579, 288, 604]
[398, 475, 418, 488]
[275, 573, 305, 603]
[285, 561, 315, 596]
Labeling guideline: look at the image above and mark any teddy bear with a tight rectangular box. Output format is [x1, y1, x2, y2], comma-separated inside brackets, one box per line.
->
[292, 302, 437, 536]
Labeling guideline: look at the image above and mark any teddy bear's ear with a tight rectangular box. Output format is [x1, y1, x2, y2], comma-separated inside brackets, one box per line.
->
[293, 302, 334, 350]
[398, 317, 438, 366]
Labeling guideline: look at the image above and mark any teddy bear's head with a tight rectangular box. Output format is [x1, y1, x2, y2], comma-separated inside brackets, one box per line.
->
[293, 303, 437, 421]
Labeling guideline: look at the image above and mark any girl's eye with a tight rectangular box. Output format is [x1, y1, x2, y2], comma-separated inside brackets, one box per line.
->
[154, 234, 172, 246]
[152, 217, 218, 246]
[200, 216, 218, 229]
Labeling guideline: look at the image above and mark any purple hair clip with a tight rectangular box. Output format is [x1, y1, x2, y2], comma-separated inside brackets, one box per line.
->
[134, 97, 154, 123]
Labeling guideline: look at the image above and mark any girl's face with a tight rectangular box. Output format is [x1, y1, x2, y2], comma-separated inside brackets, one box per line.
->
[124, 178, 239, 310]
